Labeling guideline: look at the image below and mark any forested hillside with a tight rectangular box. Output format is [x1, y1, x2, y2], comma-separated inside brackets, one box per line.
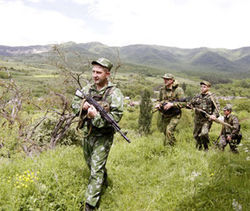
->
[1, 42, 250, 78]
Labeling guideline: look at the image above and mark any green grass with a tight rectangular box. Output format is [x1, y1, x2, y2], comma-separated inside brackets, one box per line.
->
[0, 128, 249, 210]
[1, 59, 250, 210]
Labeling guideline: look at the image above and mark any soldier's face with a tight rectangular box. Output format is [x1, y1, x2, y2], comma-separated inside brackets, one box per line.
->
[92, 65, 110, 86]
[224, 110, 230, 116]
[200, 84, 209, 94]
[164, 78, 174, 86]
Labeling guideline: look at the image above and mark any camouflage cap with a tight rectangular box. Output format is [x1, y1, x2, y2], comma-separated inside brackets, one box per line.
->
[91, 58, 113, 71]
[200, 80, 211, 87]
[162, 73, 175, 80]
[223, 104, 232, 111]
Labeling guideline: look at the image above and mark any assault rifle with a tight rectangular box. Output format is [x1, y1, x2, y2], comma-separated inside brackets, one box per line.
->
[75, 89, 131, 143]
[193, 107, 233, 129]
[153, 98, 189, 116]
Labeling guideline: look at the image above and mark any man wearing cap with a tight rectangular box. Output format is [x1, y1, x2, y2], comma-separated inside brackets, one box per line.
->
[72, 58, 124, 210]
[218, 104, 241, 153]
[188, 81, 220, 151]
[155, 73, 185, 146]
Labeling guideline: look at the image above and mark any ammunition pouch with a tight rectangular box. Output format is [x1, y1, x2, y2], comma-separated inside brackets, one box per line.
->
[159, 104, 181, 118]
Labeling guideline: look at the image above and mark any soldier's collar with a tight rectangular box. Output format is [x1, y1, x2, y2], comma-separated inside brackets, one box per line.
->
[91, 81, 115, 91]
[225, 113, 232, 118]
[165, 86, 173, 91]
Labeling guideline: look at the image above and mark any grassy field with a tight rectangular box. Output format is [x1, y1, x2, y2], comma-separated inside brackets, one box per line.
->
[0, 108, 249, 211]
[0, 59, 250, 210]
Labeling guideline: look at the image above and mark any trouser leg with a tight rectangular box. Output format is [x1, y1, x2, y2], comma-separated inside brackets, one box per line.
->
[199, 122, 211, 151]
[193, 124, 202, 150]
[83, 135, 113, 207]
[218, 135, 227, 151]
[229, 140, 239, 153]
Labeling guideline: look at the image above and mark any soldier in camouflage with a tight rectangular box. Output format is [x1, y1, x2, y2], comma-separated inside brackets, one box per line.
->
[72, 58, 123, 211]
[218, 104, 241, 153]
[155, 73, 185, 146]
[189, 81, 220, 151]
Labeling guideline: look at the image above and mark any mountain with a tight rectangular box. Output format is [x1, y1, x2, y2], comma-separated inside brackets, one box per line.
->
[1, 42, 250, 76]
[0, 45, 52, 56]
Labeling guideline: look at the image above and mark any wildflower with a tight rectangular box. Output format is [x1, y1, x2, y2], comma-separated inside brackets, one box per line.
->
[232, 199, 242, 211]
[210, 173, 214, 177]
[190, 171, 201, 181]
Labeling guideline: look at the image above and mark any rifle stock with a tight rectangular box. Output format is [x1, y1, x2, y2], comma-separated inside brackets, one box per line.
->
[194, 107, 233, 129]
[75, 89, 131, 143]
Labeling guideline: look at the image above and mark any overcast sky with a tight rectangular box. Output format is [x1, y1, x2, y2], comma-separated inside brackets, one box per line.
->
[0, 0, 250, 49]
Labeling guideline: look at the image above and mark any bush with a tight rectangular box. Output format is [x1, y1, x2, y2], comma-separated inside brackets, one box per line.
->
[33, 115, 82, 147]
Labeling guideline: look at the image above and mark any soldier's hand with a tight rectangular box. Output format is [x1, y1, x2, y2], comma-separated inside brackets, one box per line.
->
[82, 102, 91, 111]
[155, 103, 161, 109]
[87, 105, 98, 119]
[164, 102, 173, 110]
[226, 135, 232, 142]
[209, 115, 217, 121]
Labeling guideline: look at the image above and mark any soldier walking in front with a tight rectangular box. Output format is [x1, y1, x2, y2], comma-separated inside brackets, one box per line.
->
[155, 73, 185, 146]
[72, 58, 124, 210]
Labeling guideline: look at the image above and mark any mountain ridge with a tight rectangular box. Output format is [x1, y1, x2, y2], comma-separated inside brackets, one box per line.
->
[1, 42, 250, 75]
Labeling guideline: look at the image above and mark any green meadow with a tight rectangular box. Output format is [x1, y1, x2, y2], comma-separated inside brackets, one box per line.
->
[0, 58, 250, 210]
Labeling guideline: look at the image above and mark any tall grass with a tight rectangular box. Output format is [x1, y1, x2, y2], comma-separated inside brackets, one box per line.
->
[0, 127, 249, 210]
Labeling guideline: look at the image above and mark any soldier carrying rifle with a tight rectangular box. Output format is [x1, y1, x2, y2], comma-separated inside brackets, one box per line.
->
[217, 104, 242, 153]
[155, 73, 186, 146]
[72, 58, 124, 211]
[188, 81, 220, 151]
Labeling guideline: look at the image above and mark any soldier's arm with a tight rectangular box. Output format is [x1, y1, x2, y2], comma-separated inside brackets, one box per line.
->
[91, 88, 124, 129]
[231, 116, 240, 138]
[173, 87, 186, 108]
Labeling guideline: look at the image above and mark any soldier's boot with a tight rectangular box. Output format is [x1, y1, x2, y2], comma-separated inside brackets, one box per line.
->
[85, 203, 95, 211]
[195, 138, 202, 150]
[204, 142, 209, 151]
[103, 171, 108, 188]
[230, 145, 239, 154]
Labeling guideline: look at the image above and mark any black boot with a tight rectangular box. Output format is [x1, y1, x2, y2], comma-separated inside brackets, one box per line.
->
[103, 171, 108, 188]
[85, 203, 95, 211]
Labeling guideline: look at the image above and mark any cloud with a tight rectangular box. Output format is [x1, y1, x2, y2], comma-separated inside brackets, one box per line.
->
[1, 0, 250, 48]
[0, 0, 95, 46]
[86, 0, 250, 48]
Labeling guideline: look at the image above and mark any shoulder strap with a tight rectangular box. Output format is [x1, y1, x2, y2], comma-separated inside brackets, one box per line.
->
[209, 93, 220, 114]
[103, 86, 115, 101]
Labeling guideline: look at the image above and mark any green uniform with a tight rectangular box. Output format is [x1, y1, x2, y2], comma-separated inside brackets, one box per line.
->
[72, 81, 123, 207]
[189, 92, 220, 150]
[157, 82, 185, 146]
[219, 113, 241, 153]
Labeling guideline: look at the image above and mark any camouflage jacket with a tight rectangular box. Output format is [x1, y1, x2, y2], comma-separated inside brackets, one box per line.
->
[72, 81, 123, 136]
[158, 82, 185, 109]
[190, 92, 220, 121]
[222, 113, 240, 138]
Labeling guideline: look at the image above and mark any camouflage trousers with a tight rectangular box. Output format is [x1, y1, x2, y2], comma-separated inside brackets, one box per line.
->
[157, 113, 181, 146]
[83, 133, 113, 207]
[219, 135, 238, 153]
[193, 120, 212, 150]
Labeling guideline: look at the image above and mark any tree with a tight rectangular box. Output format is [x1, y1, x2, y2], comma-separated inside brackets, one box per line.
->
[181, 82, 187, 92]
[138, 89, 153, 135]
